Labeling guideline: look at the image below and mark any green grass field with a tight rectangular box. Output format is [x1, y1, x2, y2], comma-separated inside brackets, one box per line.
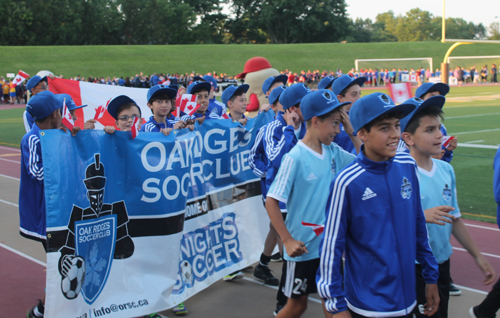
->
[1, 42, 500, 78]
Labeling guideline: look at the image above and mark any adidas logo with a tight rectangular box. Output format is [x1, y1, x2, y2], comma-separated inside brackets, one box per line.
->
[306, 172, 317, 181]
[362, 187, 377, 201]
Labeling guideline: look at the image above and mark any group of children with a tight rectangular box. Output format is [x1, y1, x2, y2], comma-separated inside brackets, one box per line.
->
[19, 70, 500, 318]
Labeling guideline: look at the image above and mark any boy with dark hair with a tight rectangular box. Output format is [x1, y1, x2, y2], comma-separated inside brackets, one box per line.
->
[266, 89, 356, 318]
[317, 92, 440, 318]
[140, 84, 184, 134]
[21, 91, 80, 318]
[221, 84, 250, 126]
[330, 74, 364, 154]
[400, 96, 496, 318]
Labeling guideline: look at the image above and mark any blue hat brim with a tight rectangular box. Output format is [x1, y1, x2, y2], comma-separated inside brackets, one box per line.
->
[355, 103, 416, 134]
[417, 83, 449, 98]
[400, 96, 446, 132]
[187, 82, 212, 94]
[148, 87, 177, 102]
[318, 77, 335, 90]
[68, 104, 88, 111]
[107, 95, 137, 120]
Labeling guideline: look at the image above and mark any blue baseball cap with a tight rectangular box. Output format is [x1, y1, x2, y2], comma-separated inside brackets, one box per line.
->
[26, 91, 62, 121]
[415, 83, 450, 99]
[203, 75, 218, 90]
[318, 76, 336, 90]
[262, 75, 288, 95]
[107, 95, 139, 120]
[56, 93, 87, 111]
[192, 76, 203, 82]
[399, 96, 446, 133]
[301, 89, 351, 121]
[187, 81, 212, 94]
[269, 85, 287, 105]
[332, 74, 366, 96]
[168, 84, 179, 91]
[221, 84, 250, 106]
[147, 84, 177, 103]
[279, 83, 311, 110]
[26, 75, 48, 93]
[349, 92, 416, 134]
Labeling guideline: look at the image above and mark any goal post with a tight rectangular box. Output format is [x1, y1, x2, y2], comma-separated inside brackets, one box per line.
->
[448, 55, 500, 68]
[355, 58, 433, 73]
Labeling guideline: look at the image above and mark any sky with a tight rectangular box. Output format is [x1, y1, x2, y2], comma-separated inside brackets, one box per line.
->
[345, 0, 499, 30]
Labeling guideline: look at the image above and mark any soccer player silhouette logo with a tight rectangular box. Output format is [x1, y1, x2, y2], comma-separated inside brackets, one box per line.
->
[58, 153, 135, 303]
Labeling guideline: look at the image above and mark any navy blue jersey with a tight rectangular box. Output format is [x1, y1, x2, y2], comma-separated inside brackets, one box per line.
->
[317, 150, 438, 316]
[19, 124, 46, 241]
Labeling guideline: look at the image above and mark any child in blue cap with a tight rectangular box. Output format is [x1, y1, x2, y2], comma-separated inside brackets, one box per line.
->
[21, 91, 80, 318]
[317, 93, 440, 318]
[400, 96, 495, 318]
[179, 80, 214, 124]
[55, 93, 97, 130]
[23, 75, 49, 132]
[221, 84, 250, 126]
[203, 75, 226, 117]
[266, 89, 356, 318]
[140, 84, 184, 135]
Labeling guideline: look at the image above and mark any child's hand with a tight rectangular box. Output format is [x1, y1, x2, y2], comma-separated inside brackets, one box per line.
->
[431, 149, 445, 160]
[161, 128, 172, 136]
[476, 256, 496, 285]
[446, 137, 458, 151]
[260, 103, 271, 112]
[174, 121, 186, 130]
[339, 107, 354, 136]
[424, 284, 440, 316]
[285, 112, 299, 127]
[83, 119, 97, 130]
[424, 206, 456, 225]
[283, 237, 308, 257]
[178, 87, 186, 96]
[187, 125, 195, 131]
[104, 126, 115, 134]
[195, 117, 205, 125]
[237, 117, 247, 126]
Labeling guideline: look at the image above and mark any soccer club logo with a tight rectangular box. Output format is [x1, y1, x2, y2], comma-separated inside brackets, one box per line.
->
[331, 158, 336, 173]
[443, 184, 452, 201]
[57, 153, 135, 304]
[401, 177, 412, 200]
[379, 94, 393, 106]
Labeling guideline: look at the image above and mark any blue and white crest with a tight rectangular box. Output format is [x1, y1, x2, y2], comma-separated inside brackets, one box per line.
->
[401, 177, 412, 200]
[443, 184, 452, 201]
[75, 215, 116, 305]
[331, 158, 336, 173]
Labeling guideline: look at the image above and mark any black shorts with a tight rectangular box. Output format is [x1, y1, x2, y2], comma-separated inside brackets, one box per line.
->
[281, 258, 319, 298]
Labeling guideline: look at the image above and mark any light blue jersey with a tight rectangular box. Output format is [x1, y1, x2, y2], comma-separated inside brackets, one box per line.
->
[267, 141, 355, 262]
[418, 159, 461, 264]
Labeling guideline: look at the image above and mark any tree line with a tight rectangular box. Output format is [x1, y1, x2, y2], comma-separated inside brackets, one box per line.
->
[0, 0, 495, 45]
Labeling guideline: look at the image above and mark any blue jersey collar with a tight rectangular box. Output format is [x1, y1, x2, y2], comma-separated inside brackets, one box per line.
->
[356, 145, 395, 174]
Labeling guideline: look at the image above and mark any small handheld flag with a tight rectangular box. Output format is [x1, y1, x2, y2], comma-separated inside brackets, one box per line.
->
[180, 94, 200, 116]
[11, 70, 30, 87]
[301, 221, 325, 236]
[62, 98, 75, 130]
[131, 116, 140, 139]
[442, 136, 456, 148]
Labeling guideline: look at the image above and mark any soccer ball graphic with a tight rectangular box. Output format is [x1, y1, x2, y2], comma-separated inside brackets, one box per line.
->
[61, 255, 86, 299]
[181, 260, 193, 285]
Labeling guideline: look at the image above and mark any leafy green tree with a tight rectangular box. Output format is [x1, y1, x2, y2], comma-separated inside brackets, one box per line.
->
[488, 22, 500, 40]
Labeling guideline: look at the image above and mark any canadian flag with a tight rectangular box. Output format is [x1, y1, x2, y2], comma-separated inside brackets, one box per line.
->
[442, 135, 456, 148]
[11, 70, 30, 88]
[388, 83, 412, 104]
[131, 116, 140, 139]
[179, 94, 200, 116]
[94, 104, 107, 120]
[61, 98, 75, 130]
[301, 221, 325, 236]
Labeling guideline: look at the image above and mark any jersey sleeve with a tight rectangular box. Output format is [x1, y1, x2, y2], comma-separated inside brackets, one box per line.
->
[414, 172, 439, 284]
[248, 127, 268, 178]
[334, 146, 356, 172]
[317, 175, 349, 314]
[449, 165, 461, 217]
[23, 135, 44, 183]
[264, 123, 296, 169]
[267, 154, 296, 204]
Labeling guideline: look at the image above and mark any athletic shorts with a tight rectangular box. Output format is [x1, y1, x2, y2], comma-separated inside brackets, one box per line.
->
[9, 92, 15, 97]
[281, 258, 320, 298]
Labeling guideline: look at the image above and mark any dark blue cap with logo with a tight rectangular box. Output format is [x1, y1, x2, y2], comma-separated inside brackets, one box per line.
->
[147, 84, 177, 103]
[301, 89, 351, 121]
[415, 83, 450, 99]
[399, 96, 446, 132]
[221, 84, 250, 106]
[56, 93, 87, 111]
[279, 83, 311, 110]
[318, 76, 336, 90]
[262, 75, 288, 95]
[187, 81, 212, 94]
[349, 92, 416, 133]
[107, 95, 139, 120]
[269, 85, 287, 105]
[332, 74, 366, 96]
[26, 75, 48, 93]
[26, 90, 62, 120]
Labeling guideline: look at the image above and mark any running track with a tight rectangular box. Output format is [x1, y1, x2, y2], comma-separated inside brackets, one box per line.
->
[1, 144, 499, 317]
